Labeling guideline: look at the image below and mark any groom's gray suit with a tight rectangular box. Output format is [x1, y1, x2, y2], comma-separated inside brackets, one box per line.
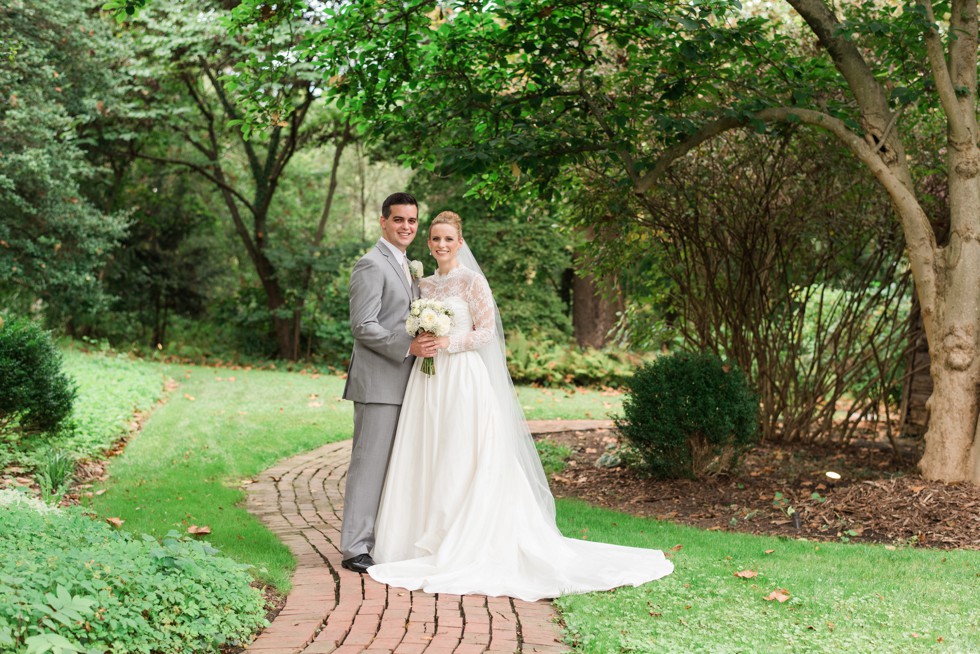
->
[341, 240, 419, 559]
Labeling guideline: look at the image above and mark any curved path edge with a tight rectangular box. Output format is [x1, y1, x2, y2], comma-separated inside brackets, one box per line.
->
[243, 422, 581, 654]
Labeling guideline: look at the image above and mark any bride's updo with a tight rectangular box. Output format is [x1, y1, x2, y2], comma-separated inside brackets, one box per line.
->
[430, 210, 462, 237]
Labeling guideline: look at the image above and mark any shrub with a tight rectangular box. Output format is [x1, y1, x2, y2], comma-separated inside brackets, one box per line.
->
[0, 315, 76, 442]
[617, 352, 759, 478]
[0, 490, 267, 653]
[506, 331, 642, 387]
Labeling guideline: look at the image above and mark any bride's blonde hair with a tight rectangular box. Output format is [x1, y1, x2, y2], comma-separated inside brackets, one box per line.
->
[430, 211, 462, 238]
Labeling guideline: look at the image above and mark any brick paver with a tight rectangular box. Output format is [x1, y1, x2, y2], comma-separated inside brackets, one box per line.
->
[244, 421, 573, 654]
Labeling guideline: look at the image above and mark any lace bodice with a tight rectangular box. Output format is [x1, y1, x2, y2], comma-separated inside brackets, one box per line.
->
[419, 265, 496, 353]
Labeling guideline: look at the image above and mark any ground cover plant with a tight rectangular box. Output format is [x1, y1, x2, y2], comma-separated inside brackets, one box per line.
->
[0, 489, 266, 654]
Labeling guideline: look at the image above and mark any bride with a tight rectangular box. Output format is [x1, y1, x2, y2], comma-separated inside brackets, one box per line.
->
[368, 211, 673, 601]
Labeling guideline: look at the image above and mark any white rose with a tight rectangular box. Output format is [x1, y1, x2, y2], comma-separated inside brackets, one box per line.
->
[419, 309, 438, 331]
[436, 314, 452, 335]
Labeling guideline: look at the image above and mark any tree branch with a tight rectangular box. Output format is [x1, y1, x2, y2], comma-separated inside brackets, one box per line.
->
[135, 152, 256, 214]
[577, 70, 640, 185]
[635, 105, 939, 319]
[919, 0, 971, 142]
[948, 0, 979, 136]
[785, 0, 912, 187]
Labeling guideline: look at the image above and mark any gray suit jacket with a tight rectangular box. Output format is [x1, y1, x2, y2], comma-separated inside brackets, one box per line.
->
[342, 241, 418, 405]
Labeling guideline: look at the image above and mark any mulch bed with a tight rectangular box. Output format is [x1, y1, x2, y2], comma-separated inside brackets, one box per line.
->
[545, 429, 980, 550]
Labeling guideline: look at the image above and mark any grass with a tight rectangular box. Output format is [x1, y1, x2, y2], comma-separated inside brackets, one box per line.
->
[86, 364, 352, 591]
[554, 499, 980, 653]
[57, 352, 980, 652]
[517, 384, 623, 420]
[0, 348, 166, 470]
[69, 356, 621, 592]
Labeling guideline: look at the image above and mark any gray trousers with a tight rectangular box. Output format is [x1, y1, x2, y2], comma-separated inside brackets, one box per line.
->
[340, 402, 401, 559]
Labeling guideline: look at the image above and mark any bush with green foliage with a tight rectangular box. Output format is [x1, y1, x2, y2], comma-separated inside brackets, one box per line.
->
[617, 352, 759, 478]
[0, 490, 266, 653]
[506, 330, 640, 387]
[0, 316, 76, 442]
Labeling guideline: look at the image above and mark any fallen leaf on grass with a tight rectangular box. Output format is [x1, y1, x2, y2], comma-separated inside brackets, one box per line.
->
[187, 525, 211, 535]
[183, 394, 196, 401]
[764, 589, 791, 603]
[764, 549, 775, 554]
[106, 517, 124, 527]
[734, 570, 758, 579]
[95, 489, 107, 496]
[669, 544, 683, 552]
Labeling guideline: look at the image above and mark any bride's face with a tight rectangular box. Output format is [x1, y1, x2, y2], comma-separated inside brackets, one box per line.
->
[428, 223, 462, 265]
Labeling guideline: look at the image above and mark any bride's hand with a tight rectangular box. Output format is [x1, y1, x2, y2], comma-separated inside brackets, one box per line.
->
[434, 336, 450, 350]
[410, 334, 438, 357]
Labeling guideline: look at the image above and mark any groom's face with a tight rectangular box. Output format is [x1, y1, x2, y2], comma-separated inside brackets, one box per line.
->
[380, 204, 419, 252]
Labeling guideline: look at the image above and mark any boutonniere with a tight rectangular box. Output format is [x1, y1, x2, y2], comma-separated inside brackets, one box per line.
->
[409, 260, 424, 280]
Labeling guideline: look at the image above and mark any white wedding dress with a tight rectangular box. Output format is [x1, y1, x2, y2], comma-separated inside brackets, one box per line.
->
[368, 264, 673, 601]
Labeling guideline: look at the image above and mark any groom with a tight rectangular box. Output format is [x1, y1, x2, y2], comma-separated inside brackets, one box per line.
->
[341, 192, 436, 574]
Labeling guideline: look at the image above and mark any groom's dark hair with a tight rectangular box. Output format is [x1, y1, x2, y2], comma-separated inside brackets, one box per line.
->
[381, 192, 418, 218]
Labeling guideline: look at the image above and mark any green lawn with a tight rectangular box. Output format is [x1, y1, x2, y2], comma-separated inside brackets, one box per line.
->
[0, 349, 165, 470]
[61, 352, 980, 652]
[555, 500, 979, 653]
[518, 384, 623, 420]
[87, 364, 352, 590]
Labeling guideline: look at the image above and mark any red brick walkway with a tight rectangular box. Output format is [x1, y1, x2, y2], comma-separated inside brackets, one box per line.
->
[243, 421, 588, 653]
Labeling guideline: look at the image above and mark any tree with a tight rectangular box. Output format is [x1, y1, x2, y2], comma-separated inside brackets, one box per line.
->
[119, 0, 358, 359]
[224, 0, 980, 482]
[0, 1, 130, 322]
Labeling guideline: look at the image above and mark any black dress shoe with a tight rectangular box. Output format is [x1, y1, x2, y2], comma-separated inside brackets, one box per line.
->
[341, 553, 375, 573]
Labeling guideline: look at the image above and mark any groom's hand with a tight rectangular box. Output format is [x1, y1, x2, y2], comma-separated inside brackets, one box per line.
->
[410, 334, 439, 358]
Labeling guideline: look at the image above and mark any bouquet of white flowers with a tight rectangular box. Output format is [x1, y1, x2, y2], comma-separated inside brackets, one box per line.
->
[406, 299, 454, 375]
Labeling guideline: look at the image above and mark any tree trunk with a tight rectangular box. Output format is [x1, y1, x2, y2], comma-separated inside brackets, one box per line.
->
[917, 144, 980, 482]
[254, 252, 297, 360]
[572, 270, 623, 348]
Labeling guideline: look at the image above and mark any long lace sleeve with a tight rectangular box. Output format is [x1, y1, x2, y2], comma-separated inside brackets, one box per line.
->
[448, 273, 497, 353]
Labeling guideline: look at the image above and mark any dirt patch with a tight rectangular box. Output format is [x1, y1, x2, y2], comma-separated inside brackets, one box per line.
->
[544, 429, 980, 549]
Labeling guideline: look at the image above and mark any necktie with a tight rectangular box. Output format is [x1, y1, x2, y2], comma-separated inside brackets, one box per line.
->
[402, 258, 412, 285]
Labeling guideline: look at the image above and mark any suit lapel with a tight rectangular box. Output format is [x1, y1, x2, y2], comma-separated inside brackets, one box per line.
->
[377, 242, 413, 300]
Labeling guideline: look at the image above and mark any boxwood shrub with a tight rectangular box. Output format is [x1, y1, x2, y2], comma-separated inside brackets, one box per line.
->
[0, 315, 76, 442]
[617, 352, 760, 478]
